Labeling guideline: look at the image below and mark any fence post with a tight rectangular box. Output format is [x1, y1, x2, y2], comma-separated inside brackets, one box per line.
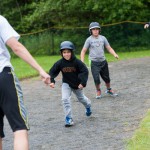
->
[51, 29, 55, 55]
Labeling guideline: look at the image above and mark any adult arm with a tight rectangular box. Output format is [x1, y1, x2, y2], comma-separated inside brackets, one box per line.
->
[6, 37, 50, 84]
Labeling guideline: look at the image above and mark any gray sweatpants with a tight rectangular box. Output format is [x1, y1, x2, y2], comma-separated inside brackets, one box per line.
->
[61, 83, 91, 119]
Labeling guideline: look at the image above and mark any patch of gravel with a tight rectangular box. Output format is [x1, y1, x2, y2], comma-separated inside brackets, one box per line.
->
[3, 57, 150, 150]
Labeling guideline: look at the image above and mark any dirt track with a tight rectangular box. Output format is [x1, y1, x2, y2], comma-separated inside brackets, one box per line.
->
[3, 57, 150, 150]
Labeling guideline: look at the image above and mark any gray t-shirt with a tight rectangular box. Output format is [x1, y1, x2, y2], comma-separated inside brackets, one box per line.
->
[83, 35, 110, 62]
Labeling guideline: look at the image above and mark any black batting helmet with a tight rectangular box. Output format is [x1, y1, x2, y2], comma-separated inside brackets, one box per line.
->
[60, 41, 75, 51]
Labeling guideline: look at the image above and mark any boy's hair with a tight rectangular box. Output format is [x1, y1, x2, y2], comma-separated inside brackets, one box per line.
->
[60, 41, 75, 52]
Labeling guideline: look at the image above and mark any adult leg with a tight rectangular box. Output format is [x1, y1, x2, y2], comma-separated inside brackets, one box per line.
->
[0, 87, 5, 150]
[0, 138, 2, 150]
[14, 130, 28, 150]
[1, 68, 29, 149]
[0, 117, 4, 150]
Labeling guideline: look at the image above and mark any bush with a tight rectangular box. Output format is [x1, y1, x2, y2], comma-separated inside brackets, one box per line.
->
[10, 22, 150, 57]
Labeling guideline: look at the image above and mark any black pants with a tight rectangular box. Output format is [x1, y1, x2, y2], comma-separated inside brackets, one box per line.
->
[91, 60, 110, 85]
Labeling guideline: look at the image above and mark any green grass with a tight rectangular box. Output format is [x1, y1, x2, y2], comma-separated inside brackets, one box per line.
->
[126, 109, 150, 150]
[11, 50, 150, 79]
[105, 50, 150, 62]
[11, 55, 61, 79]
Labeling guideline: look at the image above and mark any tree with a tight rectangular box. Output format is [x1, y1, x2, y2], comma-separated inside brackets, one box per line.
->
[1, 0, 150, 33]
[25, 0, 149, 30]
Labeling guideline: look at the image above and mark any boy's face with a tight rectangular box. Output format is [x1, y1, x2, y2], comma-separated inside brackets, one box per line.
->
[91, 28, 100, 36]
[62, 49, 72, 60]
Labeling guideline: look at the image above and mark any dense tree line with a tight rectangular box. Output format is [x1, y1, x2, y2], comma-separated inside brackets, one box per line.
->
[1, 0, 149, 56]
[1, 0, 150, 33]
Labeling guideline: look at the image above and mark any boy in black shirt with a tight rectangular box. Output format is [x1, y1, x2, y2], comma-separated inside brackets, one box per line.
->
[49, 41, 92, 127]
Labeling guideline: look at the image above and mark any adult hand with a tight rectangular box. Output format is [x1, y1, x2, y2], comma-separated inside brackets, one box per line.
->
[144, 24, 149, 29]
[40, 70, 50, 85]
[114, 54, 119, 59]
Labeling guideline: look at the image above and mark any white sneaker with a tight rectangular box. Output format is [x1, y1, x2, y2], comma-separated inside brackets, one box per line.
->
[96, 90, 102, 99]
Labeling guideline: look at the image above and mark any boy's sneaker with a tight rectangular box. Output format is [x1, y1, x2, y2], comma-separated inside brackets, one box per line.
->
[96, 90, 102, 99]
[86, 106, 92, 116]
[105, 88, 118, 97]
[65, 117, 74, 127]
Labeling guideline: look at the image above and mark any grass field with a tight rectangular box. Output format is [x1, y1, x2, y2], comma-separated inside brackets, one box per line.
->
[126, 109, 150, 150]
[11, 50, 150, 79]
[11, 50, 150, 150]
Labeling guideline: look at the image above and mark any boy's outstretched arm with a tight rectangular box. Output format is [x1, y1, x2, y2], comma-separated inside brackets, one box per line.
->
[106, 45, 119, 59]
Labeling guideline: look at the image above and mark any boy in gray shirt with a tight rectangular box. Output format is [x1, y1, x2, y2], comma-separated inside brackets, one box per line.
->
[81, 22, 119, 98]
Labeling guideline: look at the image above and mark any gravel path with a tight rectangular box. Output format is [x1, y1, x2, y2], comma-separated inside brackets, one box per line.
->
[3, 57, 150, 150]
